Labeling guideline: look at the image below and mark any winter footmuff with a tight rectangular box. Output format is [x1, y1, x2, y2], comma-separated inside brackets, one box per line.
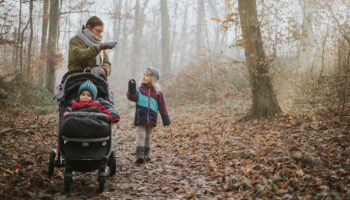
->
[61, 111, 110, 138]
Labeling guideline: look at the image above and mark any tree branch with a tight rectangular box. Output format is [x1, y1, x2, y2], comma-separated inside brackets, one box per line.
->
[0, 125, 53, 135]
[60, 10, 91, 15]
[326, 2, 350, 45]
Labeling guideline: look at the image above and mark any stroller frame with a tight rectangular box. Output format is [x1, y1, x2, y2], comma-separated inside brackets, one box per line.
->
[47, 70, 116, 193]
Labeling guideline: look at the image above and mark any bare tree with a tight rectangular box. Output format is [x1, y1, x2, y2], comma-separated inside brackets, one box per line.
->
[297, 0, 317, 72]
[176, 2, 189, 67]
[196, 0, 205, 54]
[40, 0, 49, 57]
[113, 0, 122, 66]
[119, 0, 129, 78]
[160, 0, 170, 73]
[26, 0, 34, 80]
[208, 0, 220, 52]
[131, 0, 149, 77]
[131, 0, 141, 77]
[0, 2, 16, 45]
[38, 0, 49, 86]
[14, 0, 22, 71]
[238, 0, 282, 119]
[319, 24, 330, 78]
[46, 0, 60, 92]
[19, 13, 30, 74]
[326, 2, 350, 114]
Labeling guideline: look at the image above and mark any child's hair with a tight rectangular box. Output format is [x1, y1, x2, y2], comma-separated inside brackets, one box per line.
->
[140, 67, 161, 92]
[151, 78, 161, 93]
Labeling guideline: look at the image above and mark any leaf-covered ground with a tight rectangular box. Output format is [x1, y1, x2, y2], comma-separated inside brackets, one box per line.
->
[0, 104, 349, 199]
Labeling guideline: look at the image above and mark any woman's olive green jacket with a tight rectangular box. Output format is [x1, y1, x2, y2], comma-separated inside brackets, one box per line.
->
[68, 36, 111, 76]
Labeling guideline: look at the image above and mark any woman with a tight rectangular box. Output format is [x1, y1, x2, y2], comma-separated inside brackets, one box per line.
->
[68, 16, 117, 77]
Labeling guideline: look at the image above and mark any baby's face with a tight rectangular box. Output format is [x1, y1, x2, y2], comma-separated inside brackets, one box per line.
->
[79, 90, 93, 102]
[142, 70, 153, 85]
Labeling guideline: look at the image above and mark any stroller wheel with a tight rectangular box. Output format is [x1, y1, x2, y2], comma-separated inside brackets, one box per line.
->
[48, 149, 56, 177]
[98, 168, 107, 193]
[64, 165, 73, 193]
[98, 178, 105, 193]
[64, 180, 71, 193]
[108, 151, 116, 176]
[64, 168, 72, 193]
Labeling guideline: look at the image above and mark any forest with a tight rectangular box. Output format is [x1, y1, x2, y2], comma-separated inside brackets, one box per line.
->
[0, 0, 349, 199]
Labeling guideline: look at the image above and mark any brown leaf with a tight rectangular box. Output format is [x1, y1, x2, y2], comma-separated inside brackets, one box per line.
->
[295, 169, 304, 177]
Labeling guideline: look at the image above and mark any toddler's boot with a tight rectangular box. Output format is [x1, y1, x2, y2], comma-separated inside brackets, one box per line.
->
[144, 147, 151, 162]
[136, 147, 145, 164]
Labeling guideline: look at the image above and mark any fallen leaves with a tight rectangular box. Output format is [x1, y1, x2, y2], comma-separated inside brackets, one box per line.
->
[0, 104, 349, 199]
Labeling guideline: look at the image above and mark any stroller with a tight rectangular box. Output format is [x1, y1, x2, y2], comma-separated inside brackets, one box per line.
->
[47, 69, 116, 193]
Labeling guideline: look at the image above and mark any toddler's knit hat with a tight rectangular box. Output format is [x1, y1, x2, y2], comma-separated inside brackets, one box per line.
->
[147, 67, 160, 81]
[78, 80, 97, 99]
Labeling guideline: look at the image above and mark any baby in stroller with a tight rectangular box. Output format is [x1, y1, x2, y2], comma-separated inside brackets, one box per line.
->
[63, 80, 120, 123]
[48, 70, 119, 193]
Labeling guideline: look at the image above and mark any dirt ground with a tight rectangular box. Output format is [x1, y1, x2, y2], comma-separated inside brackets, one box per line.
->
[0, 105, 349, 199]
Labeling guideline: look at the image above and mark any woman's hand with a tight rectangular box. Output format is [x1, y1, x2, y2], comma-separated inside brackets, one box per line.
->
[92, 66, 106, 76]
[97, 41, 117, 50]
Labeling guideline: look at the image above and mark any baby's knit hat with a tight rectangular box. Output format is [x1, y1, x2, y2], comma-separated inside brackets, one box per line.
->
[78, 80, 97, 99]
[147, 67, 160, 81]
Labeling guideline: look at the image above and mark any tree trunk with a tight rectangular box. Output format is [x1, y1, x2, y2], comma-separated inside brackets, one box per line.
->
[120, 0, 129, 81]
[319, 25, 330, 78]
[176, 2, 188, 67]
[169, 2, 178, 59]
[297, 0, 316, 72]
[131, 0, 149, 77]
[38, 0, 49, 86]
[341, 49, 350, 114]
[208, 0, 220, 52]
[160, 0, 171, 74]
[131, 0, 141, 77]
[27, 0, 34, 81]
[40, 0, 49, 57]
[15, 0, 22, 71]
[20, 17, 30, 74]
[196, 0, 205, 54]
[12, 28, 17, 67]
[113, 0, 122, 61]
[111, 0, 122, 83]
[46, 0, 60, 92]
[237, 0, 282, 120]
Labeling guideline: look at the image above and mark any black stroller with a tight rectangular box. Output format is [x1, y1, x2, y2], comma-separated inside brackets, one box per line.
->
[47, 69, 116, 193]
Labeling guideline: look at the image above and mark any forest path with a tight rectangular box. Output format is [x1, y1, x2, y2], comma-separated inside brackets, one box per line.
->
[0, 105, 349, 199]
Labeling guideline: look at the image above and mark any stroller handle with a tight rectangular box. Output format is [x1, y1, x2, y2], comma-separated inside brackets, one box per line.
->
[84, 68, 107, 81]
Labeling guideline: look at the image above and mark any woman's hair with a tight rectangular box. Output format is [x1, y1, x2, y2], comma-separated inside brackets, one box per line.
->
[82, 16, 104, 30]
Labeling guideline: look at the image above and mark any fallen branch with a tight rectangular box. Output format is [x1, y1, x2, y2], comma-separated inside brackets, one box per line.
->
[0, 125, 53, 135]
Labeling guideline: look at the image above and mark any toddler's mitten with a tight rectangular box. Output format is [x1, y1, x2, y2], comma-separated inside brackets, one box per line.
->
[128, 79, 136, 94]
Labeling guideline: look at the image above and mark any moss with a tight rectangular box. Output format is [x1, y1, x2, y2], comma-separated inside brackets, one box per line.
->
[0, 79, 56, 114]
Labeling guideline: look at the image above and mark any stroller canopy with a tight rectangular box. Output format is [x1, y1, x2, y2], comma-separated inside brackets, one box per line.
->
[56, 70, 110, 106]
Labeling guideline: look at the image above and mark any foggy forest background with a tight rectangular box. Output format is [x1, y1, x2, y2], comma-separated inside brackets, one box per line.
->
[1, 0, 350, 199]
[0, 0, 348, 116]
